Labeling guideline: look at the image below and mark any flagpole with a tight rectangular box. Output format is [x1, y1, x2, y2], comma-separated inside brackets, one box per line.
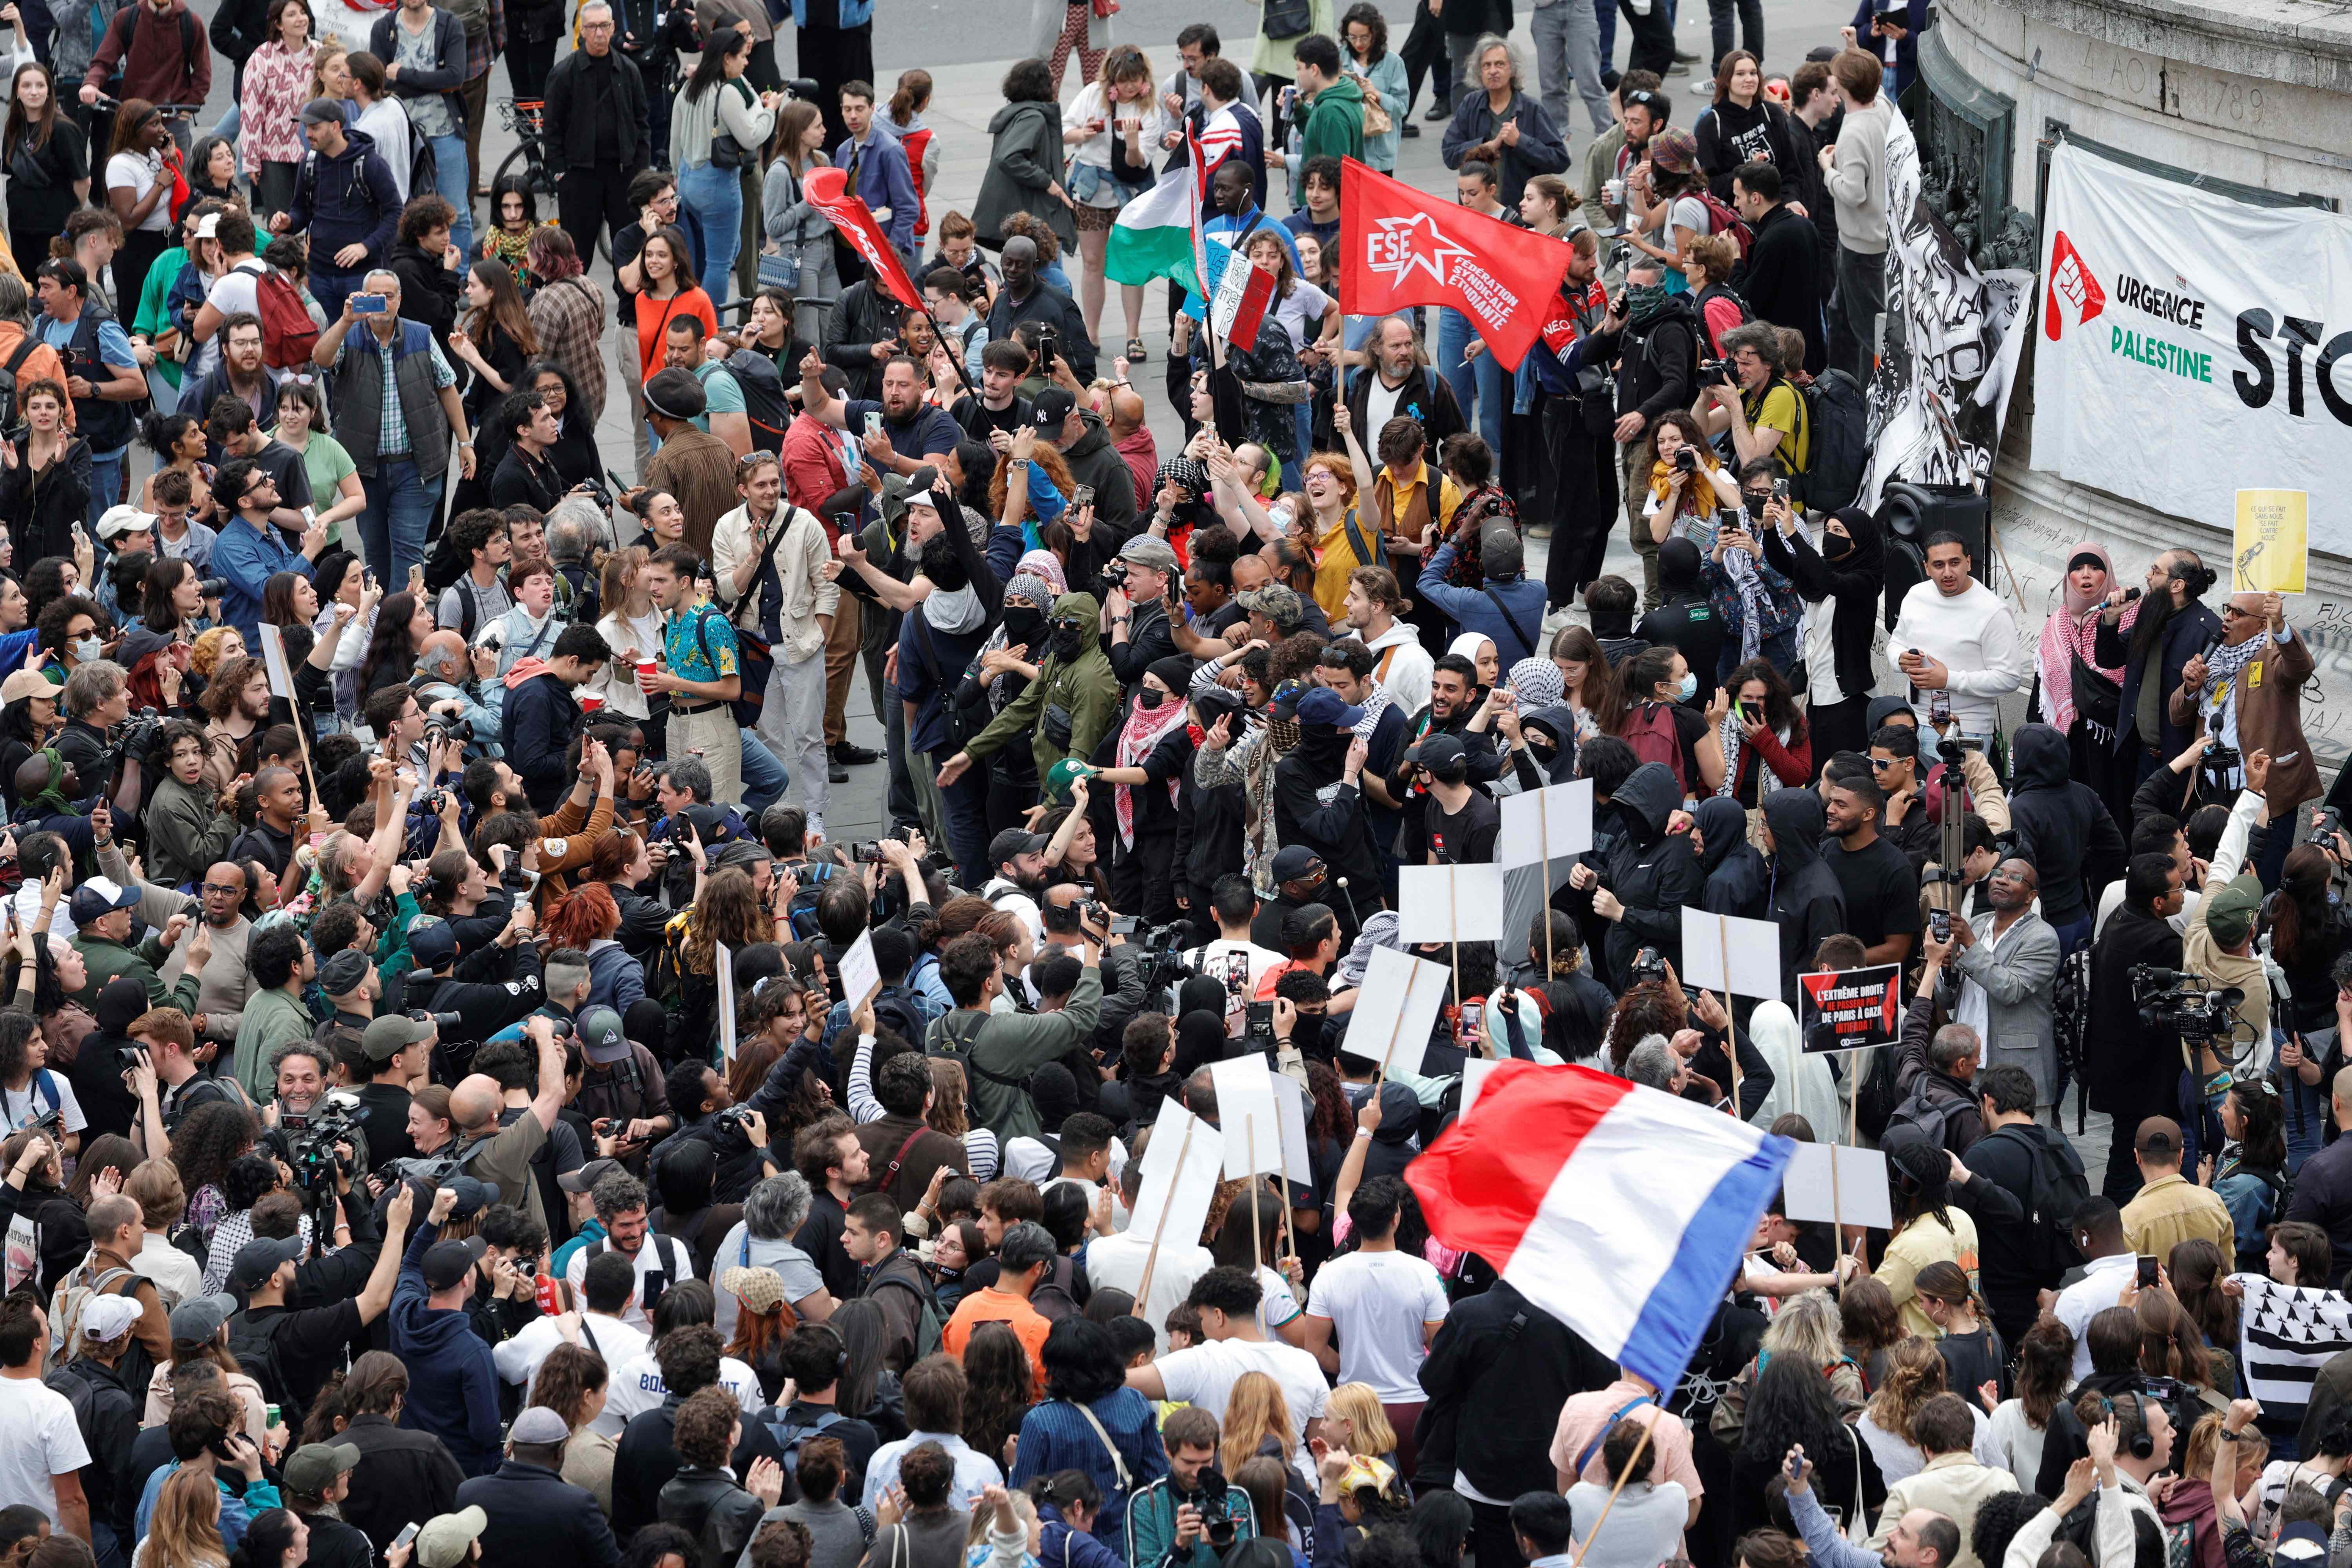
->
[1569, 1415, 1659, 1562]
[1249, 1122, 1263, 1274]
[1539, 793, 1555, 981]
[1133, 1116, 1198, 1318]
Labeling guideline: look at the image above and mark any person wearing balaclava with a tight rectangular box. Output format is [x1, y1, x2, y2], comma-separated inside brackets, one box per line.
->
[1415, 524, 1548, 670]
[940, 591, 1121, 887]
[1566, 759, 1701, 985]
[1071, 654, 1198, 924]
[1760, 785, 1849, 1005]
[892, 474, 1005, 886]
[970, 571, 1061, 814]
[1693, 795, 1765, 918]
[1271, 686, 1387, 942]
[1761, 496, 1886, 771]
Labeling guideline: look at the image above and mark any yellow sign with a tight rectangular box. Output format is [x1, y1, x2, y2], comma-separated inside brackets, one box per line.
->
[2234, 489, 2309, 592]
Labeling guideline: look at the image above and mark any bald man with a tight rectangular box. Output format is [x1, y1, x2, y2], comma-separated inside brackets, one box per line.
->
[2172, 588, 2320, 816]
[448, 1019, 568, 1233]
[412, 629, 505, 752]
[1098, 382, 1157, 512]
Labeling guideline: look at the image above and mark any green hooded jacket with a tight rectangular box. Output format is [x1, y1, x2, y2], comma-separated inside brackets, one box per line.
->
[961, 592, 1121, 775]
[1299, 73, 1367, 163]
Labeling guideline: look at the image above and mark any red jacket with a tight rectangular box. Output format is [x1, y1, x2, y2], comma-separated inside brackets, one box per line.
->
[1115, 424, 1158, 517]
[85, 0, 211, 105]
[781, 410, 849, 516]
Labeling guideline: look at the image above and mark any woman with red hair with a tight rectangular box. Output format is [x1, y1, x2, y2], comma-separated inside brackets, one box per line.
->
[543, 880, 644, 1014]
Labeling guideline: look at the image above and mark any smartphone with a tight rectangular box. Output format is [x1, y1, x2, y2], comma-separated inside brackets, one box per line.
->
[1929, 907, 1951, 942]
[299, 506, 315, 527]
[1458, 1000, 1484, 1040]
[1773, 477, 1790, 502]
[1109, 915, 1141, 935]
[1245, 1000, 1275, 1039]
[833, 511, 857, 544]
[1784, 1448, 1805, 1482]
[1073, 484, 1094, 510]
[2136, 1254, 2160, 1289]
[1739, 700, 1761, 723]
[392, 1524, 421, 1553]
[863, 410, 884, 439]
[1929, 689, 1952, 726]
[350, 294, 388, 315]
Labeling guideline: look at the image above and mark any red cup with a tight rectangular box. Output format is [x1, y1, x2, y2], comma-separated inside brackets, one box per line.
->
[635, 660, 657, 691]
[579, 694, 604, 713]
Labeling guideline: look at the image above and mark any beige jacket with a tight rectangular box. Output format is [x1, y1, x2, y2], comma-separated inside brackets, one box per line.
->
[1867, 1452, 2018, 1568]
[711, 502, 839, 664]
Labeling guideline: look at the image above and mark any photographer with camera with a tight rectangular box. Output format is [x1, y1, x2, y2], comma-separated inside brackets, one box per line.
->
[411, 633, 506, 768]
[2086, 855, 2192, 1204]
[232, 1181, 418, 1433]
[57, 660, 147, 822]
[1690, 323, 1809, 489]
[1913, 857, 2058, 1129]
[570, 1006, 673, 1171]
[126, 1006, 248, 1156]
[2162, 753, 2274, 1180]
[437, 1017, 570, 1237]
[350, 1013, 437, 1170]
[406, 900, 547, 1044]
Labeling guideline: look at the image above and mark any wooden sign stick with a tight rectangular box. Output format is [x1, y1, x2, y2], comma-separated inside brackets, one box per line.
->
[1131, 1115, 1198, 1318]
[1539, 791, 1555, 979]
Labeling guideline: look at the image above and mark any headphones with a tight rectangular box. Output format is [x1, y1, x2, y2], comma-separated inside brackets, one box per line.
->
[2096, 1393, 2158, 1461]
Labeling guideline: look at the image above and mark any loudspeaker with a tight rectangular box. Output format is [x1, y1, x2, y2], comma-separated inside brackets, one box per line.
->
[1880, 482, 1995, 629]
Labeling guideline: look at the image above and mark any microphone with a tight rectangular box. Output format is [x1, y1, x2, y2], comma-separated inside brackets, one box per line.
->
[1334, 876, 1362, 931]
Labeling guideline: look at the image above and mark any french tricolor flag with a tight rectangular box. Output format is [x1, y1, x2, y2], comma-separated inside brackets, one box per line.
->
[1408, 1061, 1794, 1390]
[1196, 241, 1276, 354]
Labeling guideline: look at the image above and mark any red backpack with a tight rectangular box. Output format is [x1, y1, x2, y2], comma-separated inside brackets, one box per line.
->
[1620, 702, 1690, 798]
[234, 261, 320, 370]
[1695, 191, 1755, 260]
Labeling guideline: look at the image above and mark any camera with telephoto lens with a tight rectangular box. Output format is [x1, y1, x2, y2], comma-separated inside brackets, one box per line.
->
[416, 787, 451, 816]
[1698, 358, 1733, 386]
[712, 1105, 761, 1147]
[423, 713, 474, 744]
[2132, 965, 2247, 1043]
[195, 578, 227, 598]
[376, 1153, 461, 1189]
[1188, 1469, 1238, 1548]
[1673, 446, 1699, 474]
[408, 1009, 465, 1032]
[1629, 947, 1669, 986]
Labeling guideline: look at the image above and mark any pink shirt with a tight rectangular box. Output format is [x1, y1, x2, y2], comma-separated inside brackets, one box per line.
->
[1548, 1379, 1705, 1500]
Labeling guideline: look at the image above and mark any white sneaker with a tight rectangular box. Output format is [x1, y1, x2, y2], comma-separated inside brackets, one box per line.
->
[806, 815, 826, 842]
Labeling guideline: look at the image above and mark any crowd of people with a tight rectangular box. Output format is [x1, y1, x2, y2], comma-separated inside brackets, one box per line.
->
[0, 8, 2325, 1568]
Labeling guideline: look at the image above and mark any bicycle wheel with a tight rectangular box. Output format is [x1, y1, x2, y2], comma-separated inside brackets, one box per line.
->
[493, 143, 535, 200]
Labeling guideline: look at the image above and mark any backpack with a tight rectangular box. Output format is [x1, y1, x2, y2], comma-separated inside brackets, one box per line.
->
[780, 858, 838, 941]
[0, 336, 38, 434]
[232, 261, 319, 370]
[870, 985, 929, 1050]
[726, 350, 793, 453]
[1886, 1074, 1964, 1152]
[762, 1406, 850, 1475]
[224, 1309, 294, 1415]
[1999, 1123, 2091, 1279]
[1619, 702, 1688, 798]
[1855, 1045, 1903, 1141]
[436, 0, 489, 43]
[1031, 1253, 1083, 1323]
[49, 1259, 134, 1361]
[124, 3, 201, 80]
[1794, 368, 1869, 512]
[1694, 191, 1755, 259]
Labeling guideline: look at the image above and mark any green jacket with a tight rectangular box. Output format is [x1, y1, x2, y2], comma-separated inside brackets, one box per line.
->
[69, 932, 199, 1015]
[1298, 73, 1366, 163]
[231, 986, 316, 1101]
[924, 964, 1104, 1141]
[961, 592, 1121, 775]
[145, 775, 241, 890]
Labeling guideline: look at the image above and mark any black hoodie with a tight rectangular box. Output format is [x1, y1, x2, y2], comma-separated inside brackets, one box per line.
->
[1694, 796, 1766, 918]
[1762, 508, 1884, 705]
[1763, 786, 1849, 997]
[2007, 722, 2129, 928]
[1274, 728, 1387, 918]
[1599, 762, 1703, 978]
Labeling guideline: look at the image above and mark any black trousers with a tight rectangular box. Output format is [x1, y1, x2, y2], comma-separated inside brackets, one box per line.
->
[1707, 0, 1764, 73]
[1399, 3, 1448, 115]
[506, 33, 559, 99]
[1541, 396, 1614, 611]
[1621, 0, 1677, 77]
[556, 164, 638, 286]
[799, 22, 874, 149]
[1806, 692, 1873, 777]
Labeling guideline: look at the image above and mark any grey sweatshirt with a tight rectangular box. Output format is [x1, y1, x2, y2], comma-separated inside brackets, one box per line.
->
[1822, 96, 1891, 254]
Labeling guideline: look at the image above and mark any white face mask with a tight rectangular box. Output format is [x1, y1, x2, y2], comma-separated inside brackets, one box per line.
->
[70, 636, 101, 664]
[927, 582, 986, 635]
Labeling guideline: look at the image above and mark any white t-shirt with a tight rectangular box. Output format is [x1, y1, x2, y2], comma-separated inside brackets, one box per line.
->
[1255, 1264, 1302, 1334]
[1185, 939, 1285, 1033]
[1154, 1337, 1330, 1472]
[1272, 280, 1332, 363]
[562, 1231, 697, 1333]
[601, 1348, 764, 1430]
[1365, 373, 1406, 440]
[1305, 1249, 1449, 1402]
[0, 1376, 91, 1524]
[492, 1309, 652, 1414]
[206, 265, 262, 323]
[106, 151, 172, 231]
[0, 1075, 83, 1137]
[1086, 1233, 1210, 1354]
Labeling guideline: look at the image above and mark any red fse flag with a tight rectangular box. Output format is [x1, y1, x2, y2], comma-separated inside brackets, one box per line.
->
[1338, 158, 1577, 372]
[804, 166, 924, 313]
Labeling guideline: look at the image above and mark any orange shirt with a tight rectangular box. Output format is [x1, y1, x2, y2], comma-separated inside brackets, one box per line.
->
[634, 285, 717, 381]
[940, 1286, 1053, 1384]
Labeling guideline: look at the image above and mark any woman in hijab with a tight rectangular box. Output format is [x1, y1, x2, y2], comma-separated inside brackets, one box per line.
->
[1172, 1007, 1228, 1080]
[1747, 998, 1841, 1134]
[1082, 655, 1198, 924]
[1760, 498, 1885, 773]
[1446, 632, 1498, 691]
[1692, 794, 1765, 916]
[2033, 543, 2127, 816]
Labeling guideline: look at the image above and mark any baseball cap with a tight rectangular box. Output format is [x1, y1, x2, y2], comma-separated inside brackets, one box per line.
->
[559, 1157, 622, 1195]
[989, 827, 1047, 870]
[575, 1005, 631, 1066]
[1042, 756, 1092, 805]
[283, 1442, 361, 1496]
[1405, 731, 1470, 780]
[509, 1406, 571, 1445]
[438, 1176, 493, 1220]
[1117, 535, 1181, 576]
[2203, 872, 2264, 949]
[422, 1236, 488, 1290]
[1027, 387, 1076, 432]
[169, 1292, 238, 1344]
[1269, 845, 1324, 884]
[1235, 583, 1304, 628]
[78, 1294, 141, 1344]
[229, 1235, 307, 1290]
[415, 1507, 489, 1568]
[95, 505, 155, 543]
[299, 98, 345, 126]
[316, 948, 371, 998]
[2281, 1524, 2329, 1564]
[711, 841, 771, 874]
[1292, 686, 1365, 729]
[407, 916, 458, 973]
[2134, 1116, 2182, 1162]
[719, 1265, 788, 1314]
[0, 671, 53, 706]
[68, 877, 140, 926]
[361, 1013, 431, 1064]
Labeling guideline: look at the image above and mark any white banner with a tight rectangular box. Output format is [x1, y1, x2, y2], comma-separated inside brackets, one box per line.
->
[2035, 139, 2352, 555]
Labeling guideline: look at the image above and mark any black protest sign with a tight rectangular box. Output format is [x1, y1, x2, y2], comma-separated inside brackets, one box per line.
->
[1797, 964, 1903, 1053]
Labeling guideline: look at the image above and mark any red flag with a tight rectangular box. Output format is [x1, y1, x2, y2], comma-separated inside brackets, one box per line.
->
[804, 166, 924, 313]
[1338, 158, 1576, 371]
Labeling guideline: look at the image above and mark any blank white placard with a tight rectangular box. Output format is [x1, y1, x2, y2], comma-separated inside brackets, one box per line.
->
[256, 622, 296, 700]
[1394, 863, 1507, 943]
[1679, 907, 1785, 1002]
[1210, 1053, 1283, 1179]
[715, 942, 737, 1062]
[1126, 1098, 1226, 1252]
[838, 929, 880, 1009]
[1269, 1072, 1313, 1187]
[1339, 947, 1451, 1073]
[1779, 1143, 1893, 1230]
[1461, 1056, 1501, 1117]
[1496, 780, 1595, 869]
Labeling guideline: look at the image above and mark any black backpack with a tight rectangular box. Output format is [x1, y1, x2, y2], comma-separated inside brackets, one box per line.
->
[726, 350, 793, 453]
[870, 984, 929, 1050]
[1886, 1075, 1964, 1151]
[1856, 1044, 1904, 1141]
[225, 1309, 294, 1416]
[1795, 368, 1869, 512]
[0, 337, 39, 434]
[1997, 1123, 2091, 1278]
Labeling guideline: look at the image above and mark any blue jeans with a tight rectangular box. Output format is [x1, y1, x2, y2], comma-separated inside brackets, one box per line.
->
[1436, 308, 1505, 454]
[212, 102, 239, 144]
[740, 730, 786, 814]
[312, 267, 365, 322]
[678, 160, 743, 303]
[87, 446, 125, 530]
[940, 766, 991, 889]
[424, 131, 473, 264]
[358, 457, 439, 586]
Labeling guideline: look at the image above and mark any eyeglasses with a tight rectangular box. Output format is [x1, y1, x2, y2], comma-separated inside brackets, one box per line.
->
[2221, 604, 2256, 619]
[1865, 755, 1900, 771]
[199, 883, 243, 896]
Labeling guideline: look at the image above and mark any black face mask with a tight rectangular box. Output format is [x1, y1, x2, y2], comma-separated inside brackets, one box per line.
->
[1528, 739, 1557, 764]
[1825, 528, 1854, 558]
[1290, 1013, 1326, 1055]
[1001, 605, 1045, 646]
[1136, 689, 1165, 710]
[1049, 624, 1088, 660]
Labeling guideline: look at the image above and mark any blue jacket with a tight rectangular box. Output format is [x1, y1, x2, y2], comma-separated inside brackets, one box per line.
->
[791, 0, 869, 24]
[835, 125, 917, 259]
[391, 1219, 505, 1476]
[501, 669, 585, 812]
[213, 512, 314, 646]
[1416, 542, 1548, 668]
[1125, 1477, 1256, 1568]
[1040, 1504, 1129, 1568]
[136, 1463, 280, 1551]
[285, 128, 403, 273]
[1009, 1392, 1169, 1544]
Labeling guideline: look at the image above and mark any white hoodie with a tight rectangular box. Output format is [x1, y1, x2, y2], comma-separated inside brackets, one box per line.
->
[1351, 617, 1434, 719]
[1887, 576, 2027, 737]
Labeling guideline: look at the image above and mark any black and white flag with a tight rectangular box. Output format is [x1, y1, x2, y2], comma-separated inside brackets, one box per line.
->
[2238, 1275, 2352, 1436]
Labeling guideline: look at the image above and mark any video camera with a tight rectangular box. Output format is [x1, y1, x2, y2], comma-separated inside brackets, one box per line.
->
[281, 1090, 363, 1189]
[2131, 965, 2247, 1043]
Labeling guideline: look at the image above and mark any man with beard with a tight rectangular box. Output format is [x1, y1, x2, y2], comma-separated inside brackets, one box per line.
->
[1271, 686, 1385, 942]
[1916, 856, 2061, 1122]
[2095, 550, 2222, 813]
[1342, 316, 1466, 457]
[2172, 591, 2322, 823]
[797, 351, 961, 477]
[1822, 773, 1922, 968]
[1249, 846, 1330, 953]
[2086, 854, 2187, 1203]
[177, 316, 280, 428]
[980, 828, 1052, 948]
[986, 236, 1094, 385]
